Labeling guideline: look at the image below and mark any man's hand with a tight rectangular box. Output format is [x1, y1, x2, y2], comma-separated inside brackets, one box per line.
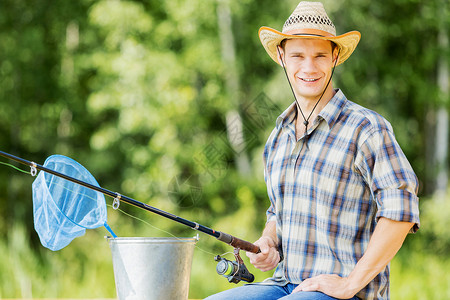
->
[293, 274, 357, 299]
[246, 236, 280, 272]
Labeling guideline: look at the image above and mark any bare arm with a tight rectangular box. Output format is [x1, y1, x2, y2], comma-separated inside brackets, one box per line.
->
[246, 220, 280, 272]
[261, 219, 278, 243]
[295, 217, 414, 298]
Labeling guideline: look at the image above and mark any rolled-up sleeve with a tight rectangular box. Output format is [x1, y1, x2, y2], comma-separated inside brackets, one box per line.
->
[264, 140, 278, 224]
[266, 204, 277, 223]
[264, 158, 277, 224]
[356, 127, 420, 232]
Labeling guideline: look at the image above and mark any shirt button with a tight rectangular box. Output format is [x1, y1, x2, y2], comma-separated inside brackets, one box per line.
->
[291, 158, 296, 164]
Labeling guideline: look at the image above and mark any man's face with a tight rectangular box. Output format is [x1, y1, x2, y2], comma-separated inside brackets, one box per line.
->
[279, 39, 336, 103]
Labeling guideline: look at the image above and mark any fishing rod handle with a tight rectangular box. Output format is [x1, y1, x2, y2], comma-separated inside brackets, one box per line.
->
[217, 232, 261, 254]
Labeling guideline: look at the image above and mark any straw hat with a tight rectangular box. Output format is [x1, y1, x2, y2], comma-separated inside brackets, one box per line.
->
[259, 1, 361, 66]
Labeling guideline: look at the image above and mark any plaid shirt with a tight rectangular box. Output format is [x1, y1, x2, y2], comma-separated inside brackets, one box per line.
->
[262, 89, 420, 300]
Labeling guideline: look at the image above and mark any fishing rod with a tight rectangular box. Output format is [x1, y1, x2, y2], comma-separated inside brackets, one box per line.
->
[0, 150, 259, 283]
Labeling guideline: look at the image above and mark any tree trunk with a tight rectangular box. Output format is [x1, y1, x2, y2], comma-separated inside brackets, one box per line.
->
[216, 0, 251, 176]
[433, 2, 449, 198]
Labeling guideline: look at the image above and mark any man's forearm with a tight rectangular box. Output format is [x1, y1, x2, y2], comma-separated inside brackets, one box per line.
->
[262, 220, 278, 245]
[346, 217, 414, 294]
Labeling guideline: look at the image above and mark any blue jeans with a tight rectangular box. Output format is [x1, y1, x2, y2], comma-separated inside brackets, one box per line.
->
[204, 283, 360, 300]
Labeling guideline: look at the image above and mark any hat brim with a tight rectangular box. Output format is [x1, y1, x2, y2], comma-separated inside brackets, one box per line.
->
[259, 26, 361, 66]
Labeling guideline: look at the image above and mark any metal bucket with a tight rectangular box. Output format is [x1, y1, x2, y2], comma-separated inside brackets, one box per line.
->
[107, 237, 197, 300]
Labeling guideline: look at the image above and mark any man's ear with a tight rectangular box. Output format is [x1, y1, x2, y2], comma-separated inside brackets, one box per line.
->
[332, 46, 340, 64]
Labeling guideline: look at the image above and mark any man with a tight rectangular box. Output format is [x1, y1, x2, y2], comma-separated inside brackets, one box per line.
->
[205, 2, 419, 299]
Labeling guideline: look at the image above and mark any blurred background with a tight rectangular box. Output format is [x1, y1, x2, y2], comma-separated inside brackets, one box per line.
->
[0, 0, 448, 299]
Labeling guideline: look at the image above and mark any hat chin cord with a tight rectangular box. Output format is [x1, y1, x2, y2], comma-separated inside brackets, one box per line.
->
[276, 46, 340, 149]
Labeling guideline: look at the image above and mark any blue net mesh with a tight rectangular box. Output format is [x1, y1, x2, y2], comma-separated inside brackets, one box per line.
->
[32, 155, 116, 251]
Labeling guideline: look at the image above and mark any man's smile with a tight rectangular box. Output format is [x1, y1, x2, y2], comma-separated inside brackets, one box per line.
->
[298, 77, 320, 83]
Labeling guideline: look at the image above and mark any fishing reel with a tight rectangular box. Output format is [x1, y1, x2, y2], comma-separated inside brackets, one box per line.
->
[214, 248, 255, 284]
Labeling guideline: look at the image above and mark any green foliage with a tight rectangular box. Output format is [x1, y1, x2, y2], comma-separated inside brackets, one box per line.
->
[390, 193, 450, 299]
[0, 0, 448, 298]
[0, 224, 115, 298]
[391, 250, 450, 300]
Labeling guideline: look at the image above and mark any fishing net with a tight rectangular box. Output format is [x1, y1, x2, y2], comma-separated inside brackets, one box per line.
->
[32, 155, 116, 251]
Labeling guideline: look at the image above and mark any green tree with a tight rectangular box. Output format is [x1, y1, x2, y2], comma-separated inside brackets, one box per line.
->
[0, 0, 449, 298]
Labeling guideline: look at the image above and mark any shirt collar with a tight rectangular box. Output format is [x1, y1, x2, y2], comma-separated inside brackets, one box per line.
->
[276, 102, 297, 129]
[276, 89, 347, 130]
[317, 89, 347, 129]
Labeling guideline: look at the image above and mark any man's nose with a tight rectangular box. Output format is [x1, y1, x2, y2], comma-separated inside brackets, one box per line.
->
[302, 57, 318, 73]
